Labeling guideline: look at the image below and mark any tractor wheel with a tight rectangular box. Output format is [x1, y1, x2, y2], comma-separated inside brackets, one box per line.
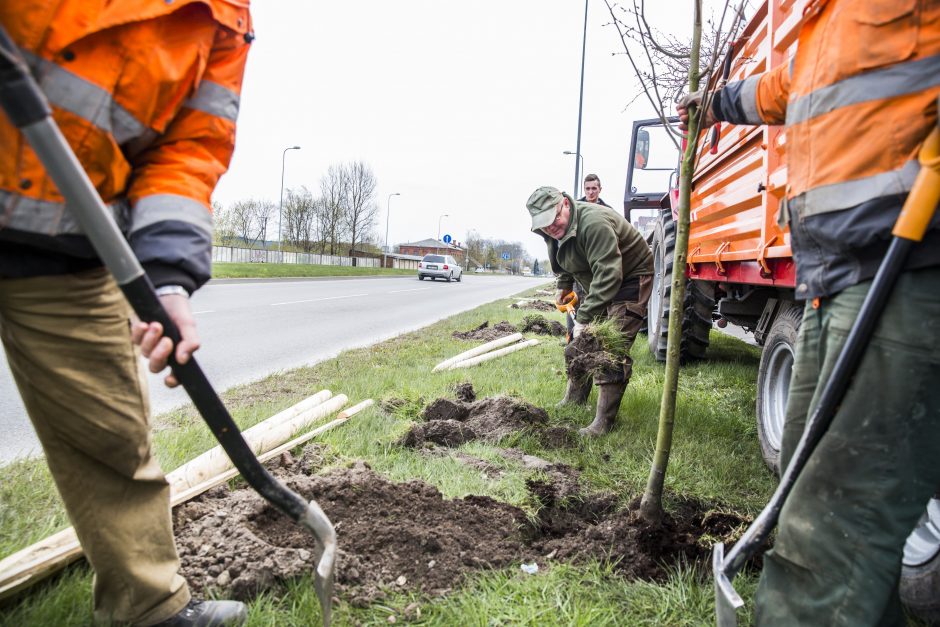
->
[755, 302, 802, 474]
[647, 208, 715, 362]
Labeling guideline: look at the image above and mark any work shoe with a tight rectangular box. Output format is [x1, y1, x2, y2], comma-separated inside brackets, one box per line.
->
[578, 382, 626, 436]
[556, 376, 591, 407]
[152, 600, 247, 627]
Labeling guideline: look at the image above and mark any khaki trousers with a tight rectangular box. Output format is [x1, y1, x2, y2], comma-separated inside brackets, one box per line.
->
[0, 269, 189, 625]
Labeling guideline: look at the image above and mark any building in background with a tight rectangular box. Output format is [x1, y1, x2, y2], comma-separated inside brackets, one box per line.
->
[398, 238, 466, 265]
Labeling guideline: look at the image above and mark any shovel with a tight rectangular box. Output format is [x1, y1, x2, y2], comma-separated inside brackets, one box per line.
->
[713, 124, 940, 626]
[0, 27, 336, 626]
[556, 291, 579, 343]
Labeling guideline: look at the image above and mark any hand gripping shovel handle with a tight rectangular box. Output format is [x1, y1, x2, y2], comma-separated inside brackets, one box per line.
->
[0, 28, 335, 625]
[713, 125, 940, 626]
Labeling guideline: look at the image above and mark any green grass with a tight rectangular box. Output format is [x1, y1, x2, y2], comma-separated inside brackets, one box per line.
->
[211, 262, 415, 279]
[0, 285, 776, 626]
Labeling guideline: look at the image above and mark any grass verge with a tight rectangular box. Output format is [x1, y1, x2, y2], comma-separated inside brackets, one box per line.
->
[211, 262, 415, 279]
[1, 286, 773, 626]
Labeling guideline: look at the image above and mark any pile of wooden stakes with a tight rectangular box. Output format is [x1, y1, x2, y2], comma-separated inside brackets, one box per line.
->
[0, 391, 372, 601]
[432, 333, 540, 372]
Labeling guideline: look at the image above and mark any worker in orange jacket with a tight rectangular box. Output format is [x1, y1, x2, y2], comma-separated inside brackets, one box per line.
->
[0, 1, 252, 625]
[680, 0, 940, 624]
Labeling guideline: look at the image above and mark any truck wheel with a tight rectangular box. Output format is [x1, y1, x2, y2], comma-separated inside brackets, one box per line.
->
[755, 302, 801, 475]
[901, 497, 940, 624]
[647, 208, 715, 363]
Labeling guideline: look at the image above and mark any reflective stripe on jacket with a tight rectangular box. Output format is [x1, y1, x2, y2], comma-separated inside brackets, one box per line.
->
[0, 0, 252, 291]
[716, 0, 940, 299]
[542, 195, 653, 323]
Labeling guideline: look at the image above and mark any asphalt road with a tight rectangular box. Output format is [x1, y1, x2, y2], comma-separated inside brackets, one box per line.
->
[0, 274, 548, 465]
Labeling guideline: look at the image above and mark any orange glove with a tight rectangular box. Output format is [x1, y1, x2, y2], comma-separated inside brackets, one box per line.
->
[555, 289, 578, 313]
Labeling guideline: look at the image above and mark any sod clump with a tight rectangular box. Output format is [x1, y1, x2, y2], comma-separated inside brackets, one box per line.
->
[520, 314, 565, 336]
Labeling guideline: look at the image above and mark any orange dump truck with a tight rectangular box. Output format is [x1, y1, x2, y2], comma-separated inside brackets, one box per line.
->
[623, 0, 938, 617]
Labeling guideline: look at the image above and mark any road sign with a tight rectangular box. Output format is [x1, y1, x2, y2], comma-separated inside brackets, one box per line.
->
[501, 252, 511, 260]
[442, 234, 452, 244]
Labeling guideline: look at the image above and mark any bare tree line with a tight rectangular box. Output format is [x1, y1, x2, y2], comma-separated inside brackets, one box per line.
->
[464, 231, 534, 274]
[213, 160, 381, 256]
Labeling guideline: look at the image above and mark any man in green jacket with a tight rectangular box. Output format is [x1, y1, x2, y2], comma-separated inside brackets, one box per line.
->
[527, 186, 653, 435]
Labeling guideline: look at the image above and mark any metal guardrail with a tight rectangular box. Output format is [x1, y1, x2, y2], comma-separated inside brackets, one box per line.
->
[212, 246, 380, 268]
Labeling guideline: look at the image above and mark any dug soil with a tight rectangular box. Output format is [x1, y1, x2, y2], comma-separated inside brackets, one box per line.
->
[520, 314, 565, 337]
[174, 454, 750, 606]
[511, 299, 556, 312]
[451, 320, 517, 341]
[398, 395, 550, 448]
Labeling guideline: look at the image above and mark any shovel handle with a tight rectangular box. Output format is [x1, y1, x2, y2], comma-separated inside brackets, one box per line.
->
[893, 127, 940, 242]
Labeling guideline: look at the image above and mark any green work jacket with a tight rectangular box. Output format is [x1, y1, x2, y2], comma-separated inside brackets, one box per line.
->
[542, 195, 653, 323]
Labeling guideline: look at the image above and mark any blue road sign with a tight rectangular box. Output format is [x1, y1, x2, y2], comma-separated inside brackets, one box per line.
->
[442, 234, 452, 244]
[501, 252, 511, 260]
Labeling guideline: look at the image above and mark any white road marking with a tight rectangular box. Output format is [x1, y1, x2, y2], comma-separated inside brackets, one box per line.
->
[388, 287, 432, 294]
[270, 293, 369, 306]
[192, 310, 215, 315]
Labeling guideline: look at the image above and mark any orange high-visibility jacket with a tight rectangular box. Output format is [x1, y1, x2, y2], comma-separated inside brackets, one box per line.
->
[0, 0, 252, 291]
[715, 0, 940, 299]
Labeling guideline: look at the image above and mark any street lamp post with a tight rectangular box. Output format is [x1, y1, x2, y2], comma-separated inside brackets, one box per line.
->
[278, 145, 301, 260]
[384, 192, 400, 269]
[437, 214, 449, 241]
[573, 0, 589, 199]
[563, 150, 585, 193]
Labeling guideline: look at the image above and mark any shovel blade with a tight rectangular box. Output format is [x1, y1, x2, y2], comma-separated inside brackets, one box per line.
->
[314, 571, 333, 627]
[302, 500, 337, 627]
[713, 543, 744, 627]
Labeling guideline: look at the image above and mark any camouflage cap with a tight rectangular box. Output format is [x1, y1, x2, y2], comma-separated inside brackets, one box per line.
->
[526, 186, 564, 232]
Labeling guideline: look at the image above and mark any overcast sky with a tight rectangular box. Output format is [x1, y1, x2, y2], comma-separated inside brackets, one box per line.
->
[212, 1, 703, 259]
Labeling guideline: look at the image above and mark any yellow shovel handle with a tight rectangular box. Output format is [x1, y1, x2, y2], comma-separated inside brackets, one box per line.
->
[893, 126, 940, 242]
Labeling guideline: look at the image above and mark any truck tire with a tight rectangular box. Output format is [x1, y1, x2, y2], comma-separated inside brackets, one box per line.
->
[647, 208, 715, 362]
[755, 302, 802, 474]
[901, 497, 940, 624]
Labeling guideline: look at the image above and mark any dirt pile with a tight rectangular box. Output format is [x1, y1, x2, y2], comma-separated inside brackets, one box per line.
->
[175, 459, 526, 604]
[452, 321, 517, 341]
[400, 396, 549, 448]
[511, 300, 555, 312]
[520, 314, 565, 337]
[399, 386, 575, 450]
[173, 455, 751, 605]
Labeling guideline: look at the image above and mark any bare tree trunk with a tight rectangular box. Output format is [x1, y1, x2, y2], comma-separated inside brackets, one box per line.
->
[639, 0, 703, 525]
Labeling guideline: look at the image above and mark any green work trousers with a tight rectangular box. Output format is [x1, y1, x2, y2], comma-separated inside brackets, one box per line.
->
[755, 267, 940, 626]
[0, 269, 190, 625]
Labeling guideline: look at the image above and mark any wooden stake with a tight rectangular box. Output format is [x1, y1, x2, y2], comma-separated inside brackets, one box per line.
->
[432, 333, 524, 372]
[447, 338, 540, 369]
[168, 394, 347, 494]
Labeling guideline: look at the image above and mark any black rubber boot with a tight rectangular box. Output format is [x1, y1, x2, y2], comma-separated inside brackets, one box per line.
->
[578, 382, 626, 436]
[556, 376, 591, 407]
[153, 600, 248, 627]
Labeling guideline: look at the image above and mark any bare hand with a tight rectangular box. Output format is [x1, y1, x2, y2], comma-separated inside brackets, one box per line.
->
[131, 294, 200, 388]
[676, 89, 716, 132]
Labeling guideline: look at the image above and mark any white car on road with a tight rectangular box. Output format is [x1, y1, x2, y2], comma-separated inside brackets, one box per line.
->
[418, 254, 462, 282]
